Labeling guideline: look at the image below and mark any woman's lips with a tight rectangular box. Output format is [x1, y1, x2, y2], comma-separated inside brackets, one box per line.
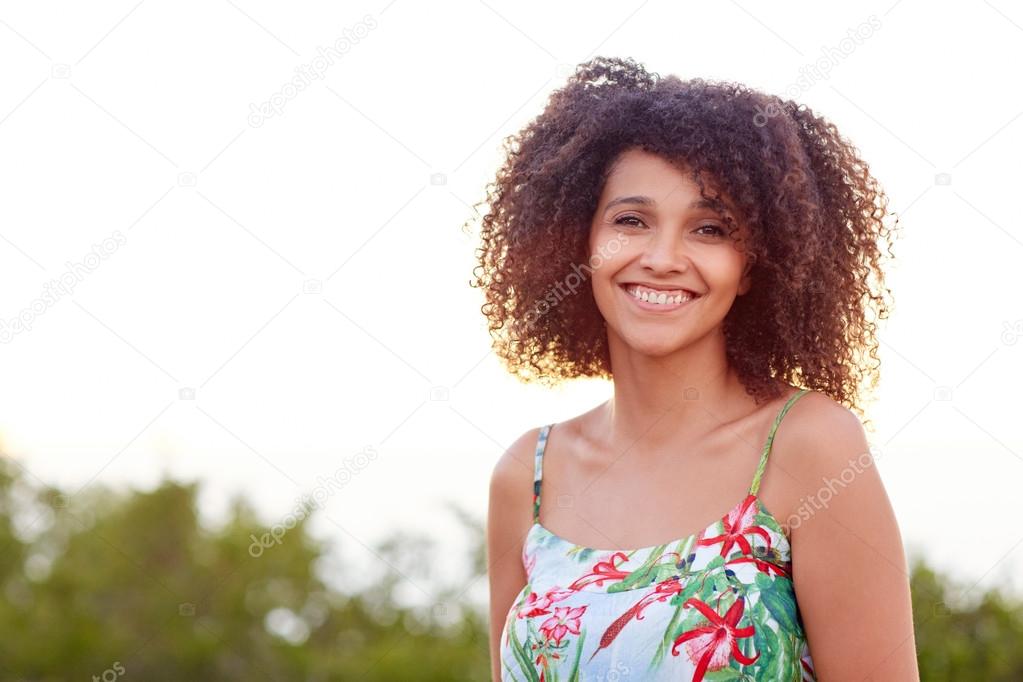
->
[619, 283, 700, 313]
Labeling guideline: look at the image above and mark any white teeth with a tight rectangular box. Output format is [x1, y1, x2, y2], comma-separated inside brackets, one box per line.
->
[626, 285, 693, 306]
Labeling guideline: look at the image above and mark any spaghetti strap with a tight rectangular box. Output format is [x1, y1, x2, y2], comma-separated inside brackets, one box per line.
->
[749, 388, 811, 496]
[532, 424, 554, 524]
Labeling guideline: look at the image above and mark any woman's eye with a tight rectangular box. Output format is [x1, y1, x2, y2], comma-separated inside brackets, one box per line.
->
[614, 215, 646, 228]
[613, 217, 725, 236]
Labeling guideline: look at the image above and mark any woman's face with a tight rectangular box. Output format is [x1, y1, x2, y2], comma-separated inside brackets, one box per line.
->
[587, 148, 752, 357]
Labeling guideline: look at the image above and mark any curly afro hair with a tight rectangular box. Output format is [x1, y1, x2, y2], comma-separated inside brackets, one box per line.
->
[466, 56, 898, 419]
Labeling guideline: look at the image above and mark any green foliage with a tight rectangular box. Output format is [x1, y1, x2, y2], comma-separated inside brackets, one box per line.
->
[0, 457, 1018, 680]
[910, 556, 1023, 681]
[0, 458, 489, 681]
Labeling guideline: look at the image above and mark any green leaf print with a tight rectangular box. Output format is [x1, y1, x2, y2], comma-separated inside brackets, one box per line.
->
[501, 660, 522, 682]
[567, 628, 586, 682]
[706, 554, 725, 570]
[751, 600, 779, 674]
[654, 600, 686, 663]
[752, 589, 808, 679]
[758, 579, 799, 634]
[703, 668, 745, 680]
[779, 630, 801, 680]
[754, 510, 781, 532]
[566, 546, 599, 563]
[508, 615, 541, 682]
[670, 572, 706, 606]
[607, 544, 671, 592]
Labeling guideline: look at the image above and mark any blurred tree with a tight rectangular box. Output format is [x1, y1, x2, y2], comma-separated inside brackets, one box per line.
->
[0, 454, 1017, 680]
[0, 456, 489, 681]
[911, 556, 1023, 681]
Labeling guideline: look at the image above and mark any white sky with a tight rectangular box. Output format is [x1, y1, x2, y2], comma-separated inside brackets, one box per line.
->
[1, 0, 1022, 606]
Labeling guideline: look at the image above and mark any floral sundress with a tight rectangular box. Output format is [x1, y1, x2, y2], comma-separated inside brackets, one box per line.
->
[499, 388, 816, 681]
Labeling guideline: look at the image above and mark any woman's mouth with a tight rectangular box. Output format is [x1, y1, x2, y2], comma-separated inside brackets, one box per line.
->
[619, 283, 701, 312]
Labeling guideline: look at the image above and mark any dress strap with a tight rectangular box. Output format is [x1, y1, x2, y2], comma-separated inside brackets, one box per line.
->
[749, 388, 811, 496]
[532, 424, 553, 524]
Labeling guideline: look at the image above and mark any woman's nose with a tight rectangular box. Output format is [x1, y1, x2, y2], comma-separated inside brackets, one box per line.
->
[638, 231, 688, 273]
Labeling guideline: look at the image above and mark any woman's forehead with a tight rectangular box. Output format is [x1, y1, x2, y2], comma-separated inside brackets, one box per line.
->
[603, 149, 729, 197]
[600, 151, 743, 221]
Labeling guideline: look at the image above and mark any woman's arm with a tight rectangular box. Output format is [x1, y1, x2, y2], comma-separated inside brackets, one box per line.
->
[788, 398, 920, 680]
[487, 429, 538, 682]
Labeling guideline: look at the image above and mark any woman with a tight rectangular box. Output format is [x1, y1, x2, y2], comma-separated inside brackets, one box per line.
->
[474, 56, 918, 680]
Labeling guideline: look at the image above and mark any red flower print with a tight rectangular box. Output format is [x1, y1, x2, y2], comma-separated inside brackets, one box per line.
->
[568, 551, 631, 590]
[725, 555, 788, 578]
[539, 604, 587, 646]
[530, 607, 587, 682]
[523, 545, 536, 575]
[545, 587, 575, 602]
[697, 494, 772, 557]
[517, 592, 552, 619]
[516, 586, 574, 618]
[671, 596, 759, 681]
[588, 577, 682, 662]
[801, 652, 816, 680]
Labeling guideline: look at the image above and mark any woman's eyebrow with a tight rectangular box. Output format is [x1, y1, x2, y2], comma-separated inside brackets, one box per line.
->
[603, 195, 720, 213]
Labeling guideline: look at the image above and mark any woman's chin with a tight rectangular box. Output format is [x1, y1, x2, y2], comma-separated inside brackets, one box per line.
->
[614, 333, 692, 358]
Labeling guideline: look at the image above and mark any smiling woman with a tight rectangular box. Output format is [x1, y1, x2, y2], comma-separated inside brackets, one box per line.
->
[469, 56, 918, 681]
[588, 150, 756, 359]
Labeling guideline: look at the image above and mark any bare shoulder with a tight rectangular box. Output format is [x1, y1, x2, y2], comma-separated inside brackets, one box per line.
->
[486, 426, 545, 681]
[761, 389, 875, 528]
[772, 389, 872, 479]
[775, 389, 893, 527]
[490, 427, 542, 492]
[488, 426, 543, 530]
[772, 391, 919, 678]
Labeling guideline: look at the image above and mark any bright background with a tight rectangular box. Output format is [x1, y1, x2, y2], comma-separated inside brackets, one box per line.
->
[1, 0, 1021, 612]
